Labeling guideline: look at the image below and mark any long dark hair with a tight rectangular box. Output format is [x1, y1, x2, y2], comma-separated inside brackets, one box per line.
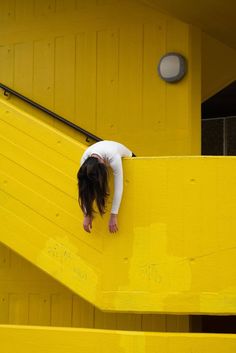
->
[77, 157, 109, 217]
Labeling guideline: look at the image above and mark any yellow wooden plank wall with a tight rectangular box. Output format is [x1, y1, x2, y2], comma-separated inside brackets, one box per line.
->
[0, 0, 201, 156]
[0, 244, 189, 331]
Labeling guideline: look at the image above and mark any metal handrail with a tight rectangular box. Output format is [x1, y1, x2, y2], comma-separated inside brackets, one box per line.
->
[0, 83, 102, 142]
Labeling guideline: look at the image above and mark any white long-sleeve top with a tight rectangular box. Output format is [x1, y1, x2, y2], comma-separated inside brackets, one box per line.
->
[80, 140, 132, 214]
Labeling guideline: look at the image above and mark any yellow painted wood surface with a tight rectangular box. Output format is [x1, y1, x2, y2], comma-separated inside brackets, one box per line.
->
[1, 325, 236, 353]
[202, 33, 236, 101]
[0, 244, 189, 331]
[0, 0, 201, 156]
[0, 95, 236, 314]
[141, 0, 236, 50]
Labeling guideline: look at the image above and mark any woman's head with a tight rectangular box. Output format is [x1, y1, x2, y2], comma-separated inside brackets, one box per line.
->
[77, 157, 109, 217]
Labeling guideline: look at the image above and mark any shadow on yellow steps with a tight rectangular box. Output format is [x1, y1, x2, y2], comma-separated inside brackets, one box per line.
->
[1, 325, 236, 353]
[1, 95, 236, 314]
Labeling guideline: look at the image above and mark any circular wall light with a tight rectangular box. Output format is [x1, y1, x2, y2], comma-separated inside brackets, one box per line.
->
[158, 53, 187, 83]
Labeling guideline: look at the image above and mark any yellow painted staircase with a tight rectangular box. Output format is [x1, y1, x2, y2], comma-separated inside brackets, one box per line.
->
[1, 92, 236, 316]
[1, 88, 236, 351]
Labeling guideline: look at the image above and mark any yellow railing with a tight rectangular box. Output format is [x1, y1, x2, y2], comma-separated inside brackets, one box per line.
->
[1, 325, 236, 353]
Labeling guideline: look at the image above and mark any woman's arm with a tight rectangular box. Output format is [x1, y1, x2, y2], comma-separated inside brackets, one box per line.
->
[110, 156, 123, 215]
[108, 156, 124, 233]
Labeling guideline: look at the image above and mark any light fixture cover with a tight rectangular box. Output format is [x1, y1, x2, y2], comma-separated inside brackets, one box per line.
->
[158, 53, 187, 83]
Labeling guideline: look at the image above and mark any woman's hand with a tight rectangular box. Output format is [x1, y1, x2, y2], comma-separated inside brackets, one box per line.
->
[83, 215, 93, 233]
[109, 214, 118, 233]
